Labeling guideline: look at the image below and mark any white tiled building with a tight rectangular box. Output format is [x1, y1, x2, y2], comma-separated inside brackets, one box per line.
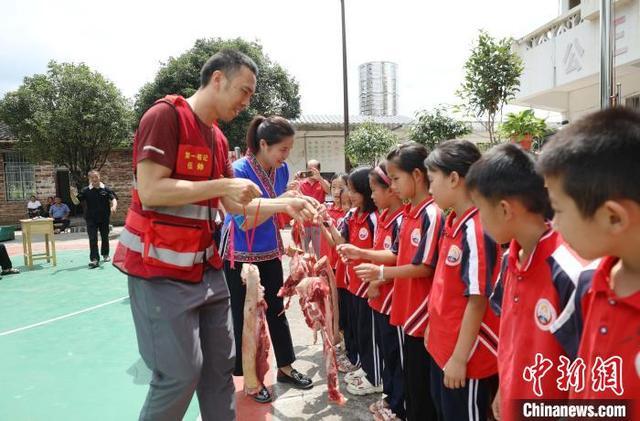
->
[513, 0, 640, 121]
[288, 114, 412, 174]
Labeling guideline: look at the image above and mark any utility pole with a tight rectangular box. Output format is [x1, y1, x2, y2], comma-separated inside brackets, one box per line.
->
[340, 0, 350, 169]
[599, 0, 615, 108]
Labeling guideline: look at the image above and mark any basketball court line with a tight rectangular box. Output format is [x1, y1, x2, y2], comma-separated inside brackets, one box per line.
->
[0, 295, 129, 337]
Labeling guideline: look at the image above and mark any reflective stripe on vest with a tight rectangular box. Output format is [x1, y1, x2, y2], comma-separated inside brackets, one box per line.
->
[120, 227, 205, 267]
[120, 226, 217, 267]
[141, 202, 215, 221]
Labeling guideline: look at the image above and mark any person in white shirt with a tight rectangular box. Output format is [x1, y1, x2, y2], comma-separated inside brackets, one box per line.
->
[27, 195, 43, 218]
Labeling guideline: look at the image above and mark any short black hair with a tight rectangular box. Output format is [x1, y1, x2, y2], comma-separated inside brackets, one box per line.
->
[200, 49, 258, 87]
[467, 143, 551, 216]
[537, 107, 640, 217]
[348, 166, 377, 213]
[424, 139, 481, 177]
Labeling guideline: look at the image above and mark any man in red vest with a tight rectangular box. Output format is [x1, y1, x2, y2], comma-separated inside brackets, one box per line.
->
[114, 50, 317, 421]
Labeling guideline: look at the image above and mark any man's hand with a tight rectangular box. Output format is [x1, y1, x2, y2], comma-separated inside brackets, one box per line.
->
[443, 355, 467, 389]
[286, 180, 300, 192]
[110, 205, 117, 213]
[310, 166, 323, 182]
[225, 178, 262, 205]
[284, 197, 318, 223]
[336, 244, 362, 260]
[354, 263, 382, 282]
[280, 189, 301, 199]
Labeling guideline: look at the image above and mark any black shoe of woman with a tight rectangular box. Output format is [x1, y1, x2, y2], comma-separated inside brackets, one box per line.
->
[252, 386, 272, 404]
[276, 369, 313, 390]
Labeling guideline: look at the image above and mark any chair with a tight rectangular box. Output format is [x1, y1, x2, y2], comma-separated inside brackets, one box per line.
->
[20, 218, 57, 268]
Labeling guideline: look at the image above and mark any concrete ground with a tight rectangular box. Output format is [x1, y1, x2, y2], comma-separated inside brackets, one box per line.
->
[1, 228, 378, 420]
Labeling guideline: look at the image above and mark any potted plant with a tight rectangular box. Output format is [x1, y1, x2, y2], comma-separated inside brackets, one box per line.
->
[498, 109, 548, 150]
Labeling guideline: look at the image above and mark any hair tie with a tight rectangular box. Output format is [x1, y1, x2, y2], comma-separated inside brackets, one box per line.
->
[375, 166, 391, 186]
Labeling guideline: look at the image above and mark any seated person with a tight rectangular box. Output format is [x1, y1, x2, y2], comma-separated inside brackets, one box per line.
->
[49, 196, 71, 233]
[27, 195, 43, 218]
[43, 196, 54, 216]
[0, 243, 19, 276]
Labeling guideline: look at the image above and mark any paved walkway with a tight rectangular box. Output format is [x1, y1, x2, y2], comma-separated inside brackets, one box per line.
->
[1, 228, 376, 420]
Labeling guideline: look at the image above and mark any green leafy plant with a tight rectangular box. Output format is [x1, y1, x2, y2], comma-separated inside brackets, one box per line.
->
[457, 30, 524, 144]
[345, 121, 398, 166]
[0, 61, 133, 190]
[408, 106, 471, 151]
[135, 38, 301, 149]
[499, 109, 548, 141]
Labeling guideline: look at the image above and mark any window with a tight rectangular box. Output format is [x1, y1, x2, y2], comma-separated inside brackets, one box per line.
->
[569, 0, 581, 10]
[625, 94, 640, 110]
[3, 152, 35, 201]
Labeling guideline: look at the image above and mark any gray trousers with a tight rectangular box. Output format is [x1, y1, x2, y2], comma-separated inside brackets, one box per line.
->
[128, 269, 236, 421]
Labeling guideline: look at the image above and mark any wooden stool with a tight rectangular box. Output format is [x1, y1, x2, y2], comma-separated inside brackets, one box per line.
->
[20, 218, 57, 268]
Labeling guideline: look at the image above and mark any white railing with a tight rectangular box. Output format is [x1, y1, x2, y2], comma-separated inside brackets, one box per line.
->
[519, 8, 584, 50]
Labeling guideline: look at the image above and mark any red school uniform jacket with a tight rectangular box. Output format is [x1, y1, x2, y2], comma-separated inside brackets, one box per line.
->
[340, 208, 377, 298]
[389, 198, 444, 337]
[368, 206, 405, 315]
[491, 229, 588, 421]
[426, 207, 501, 379]
[570, 256, 640, 414]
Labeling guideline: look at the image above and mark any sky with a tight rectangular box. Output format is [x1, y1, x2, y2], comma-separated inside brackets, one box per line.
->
[0, 0, 561, 119]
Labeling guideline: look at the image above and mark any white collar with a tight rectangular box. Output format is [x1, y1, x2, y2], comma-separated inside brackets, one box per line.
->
[89, 182, 105, 190]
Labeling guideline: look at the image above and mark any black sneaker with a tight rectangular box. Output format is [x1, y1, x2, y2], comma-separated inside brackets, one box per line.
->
[88, 260, 99, 269]
[276, 369, 313, 390]
[252, 386, 272, 404]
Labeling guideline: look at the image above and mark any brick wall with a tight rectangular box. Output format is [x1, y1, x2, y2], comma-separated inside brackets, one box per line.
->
[96, 149, 133, 225]
[0, 152, 57, 225]
[0, 148, 133, 226]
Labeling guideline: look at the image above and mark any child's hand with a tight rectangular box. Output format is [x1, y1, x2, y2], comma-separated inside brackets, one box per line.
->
[336, 244, 362, 260]
[492, 388, 501, 420]
[443, 355, 466, 389]
[354, 263, 381, 282]
[367, 281, 381, 299]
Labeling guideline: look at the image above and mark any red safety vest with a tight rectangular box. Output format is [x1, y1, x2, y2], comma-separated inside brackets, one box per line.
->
[113, 95, 226, 283]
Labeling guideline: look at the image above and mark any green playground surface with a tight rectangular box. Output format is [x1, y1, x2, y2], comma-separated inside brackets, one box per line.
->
[0, 250, 201, 421]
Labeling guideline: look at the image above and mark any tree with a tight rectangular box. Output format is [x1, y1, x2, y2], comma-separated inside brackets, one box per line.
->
[135, 38, 301, 149]
[409, 106, 471, 151]
[0, 61, 133, 190]
[457, 30, 523, 144]
[345, 122, 397, 166]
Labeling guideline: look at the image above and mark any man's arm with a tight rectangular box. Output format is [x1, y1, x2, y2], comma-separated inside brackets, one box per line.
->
[310, 167, 330, 193]
[107, 188, 118, 213]
[136, 159, 261, 207]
